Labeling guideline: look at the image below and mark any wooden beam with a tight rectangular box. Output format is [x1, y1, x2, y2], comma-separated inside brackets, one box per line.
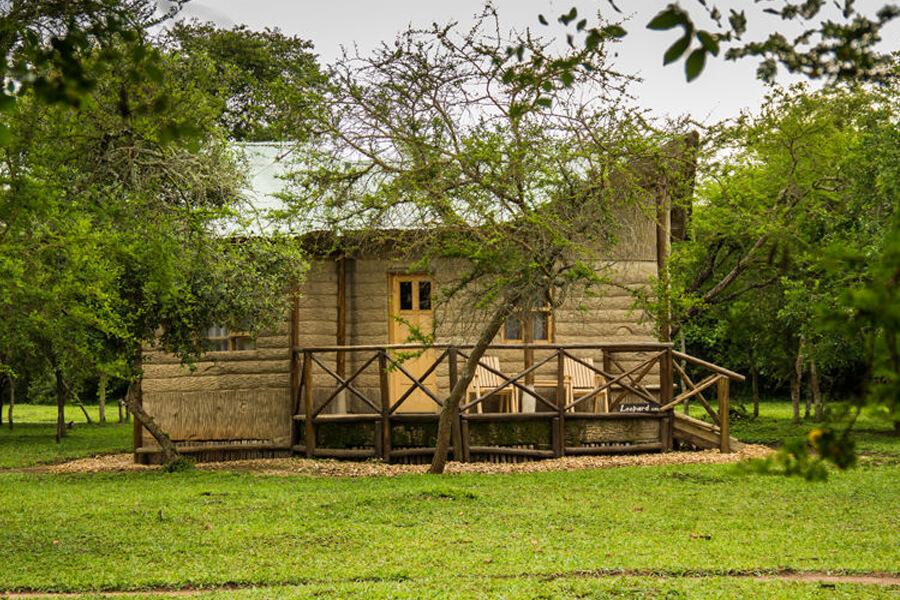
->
[672, 350, 747, 382]
[659, 374, 722, 411]
[303, 352, 315, 459]
[468, 446, 555, 458]
[524, 309, 534, 386]
[290, 282, 300, 418]
[656, 186, 672, 343]
[565, 442, 664, 455]
[449, 347, 464, 462]
[336, 257, 346, 378]
[379, 351, 391, 462]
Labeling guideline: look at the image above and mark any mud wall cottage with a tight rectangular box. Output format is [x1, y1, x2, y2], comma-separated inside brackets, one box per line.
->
[136, 134, 743, 464]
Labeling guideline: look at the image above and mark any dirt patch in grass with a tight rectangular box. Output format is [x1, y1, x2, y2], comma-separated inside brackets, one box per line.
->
[32, 444, 774, 476]
[1, 570, 898, 598]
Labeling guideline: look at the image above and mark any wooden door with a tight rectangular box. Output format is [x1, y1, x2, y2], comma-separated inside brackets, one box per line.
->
[388, 274, 437, 413]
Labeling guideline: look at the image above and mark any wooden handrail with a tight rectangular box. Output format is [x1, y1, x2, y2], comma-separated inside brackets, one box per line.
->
[659, 374, 722, 412]
[296, 342, 675, 353]
[672, 351, 746, 382]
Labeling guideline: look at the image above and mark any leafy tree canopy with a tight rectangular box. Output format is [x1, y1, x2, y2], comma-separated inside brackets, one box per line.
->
[544, 1, 899, 82]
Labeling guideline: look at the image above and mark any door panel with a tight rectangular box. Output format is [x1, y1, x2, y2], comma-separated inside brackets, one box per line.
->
[388, 274, 437, 413]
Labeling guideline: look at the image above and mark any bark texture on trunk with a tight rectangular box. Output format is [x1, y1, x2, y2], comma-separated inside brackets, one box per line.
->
[751, 365, 759, 418]
[791, 342, 803, 424]
[55, 369, 67, 443]
[7, 375, 14, 430]
[429, 299, 517, 474]
[124, 380, 179, 464]
[98, 372, 107, 424]
[128, 349, 179, 464]
[809, 360, 822, 421]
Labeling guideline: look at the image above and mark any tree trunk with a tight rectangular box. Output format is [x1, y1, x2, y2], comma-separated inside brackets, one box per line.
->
[8, 375, 14, 430]
[807, 360, 820, 421]
[680, 331, 690, 415]
[55, 369, 67, 443]
[126, 349, 179, 464]
[804, 363, 812, 419]
[430, 299, 518, 474]
[98, 372, 107, 424]
[747, 347, 759, 418]
[74, 400, 93, 424]
[123, 384, 179, 464]
[118, 397, 125, 423]
[751, 363, 759, 418]
[791, 342, 803, 424]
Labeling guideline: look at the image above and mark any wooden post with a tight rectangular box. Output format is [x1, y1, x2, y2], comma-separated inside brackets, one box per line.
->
[551, 417, 563, 458]
[524, 314, 534, 387]
[555, 351, 566, 457]
[131, 350, 143, 462]
[461, 419, 471, 463]
[603, 351, 613, 405]
[449, 347, 464, 462]
[660, 411, 673, 451]
[656, 188, 672, 343]
[335, 257, 347, 414]
[718, 376, 731, 453]
[303, 351, 315, 458]
[290, 283, 301, 416]
[374, 420, 383, 458]
[379, 350, 392, 462]
[659, 349, 674, 407]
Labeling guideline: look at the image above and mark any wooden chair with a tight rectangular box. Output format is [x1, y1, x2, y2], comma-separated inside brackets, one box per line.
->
[466, 356, 518, 413]
[564, 357, 608, 412]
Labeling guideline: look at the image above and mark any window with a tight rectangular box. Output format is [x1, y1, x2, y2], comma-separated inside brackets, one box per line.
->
[394, 276, 432, 312]
[500, 306, 552, 342]
[204, 324, 256, 352]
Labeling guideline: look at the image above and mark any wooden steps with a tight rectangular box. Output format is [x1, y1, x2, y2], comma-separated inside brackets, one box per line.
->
[673, 412, 743, 451]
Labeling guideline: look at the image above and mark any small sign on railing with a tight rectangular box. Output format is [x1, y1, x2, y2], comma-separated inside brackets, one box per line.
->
[615, 403, 660, 413]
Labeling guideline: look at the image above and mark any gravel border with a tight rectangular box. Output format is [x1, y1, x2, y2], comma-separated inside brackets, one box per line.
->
[37, 445, 774, 477]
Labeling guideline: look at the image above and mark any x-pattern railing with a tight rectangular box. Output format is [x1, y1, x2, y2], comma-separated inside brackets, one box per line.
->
[293, 342, 746, 460]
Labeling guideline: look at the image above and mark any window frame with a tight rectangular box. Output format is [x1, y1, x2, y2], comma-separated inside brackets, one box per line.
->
[204, 324, 256, 353]
[499, 305, 553, 343]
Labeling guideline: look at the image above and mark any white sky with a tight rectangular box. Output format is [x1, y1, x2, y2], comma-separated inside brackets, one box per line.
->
[171, 1, 898, 125]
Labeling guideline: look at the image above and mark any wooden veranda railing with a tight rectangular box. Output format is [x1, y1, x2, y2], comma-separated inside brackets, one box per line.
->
[291, 343, 745, 463]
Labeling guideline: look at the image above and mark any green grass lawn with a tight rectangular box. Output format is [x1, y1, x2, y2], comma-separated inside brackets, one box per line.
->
[1, 463, 899, 597]
[729, 399, 900, 459]
[7, 402, 120, 423]
[0, 421, 132, 469]
[1, 400, 898, 599]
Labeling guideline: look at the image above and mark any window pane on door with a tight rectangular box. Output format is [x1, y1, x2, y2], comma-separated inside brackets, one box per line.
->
[399, 281, 413, 310]
[418, 281, 431, 310]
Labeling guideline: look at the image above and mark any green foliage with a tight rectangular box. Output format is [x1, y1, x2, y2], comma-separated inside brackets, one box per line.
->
[0, 3, 313, 448]
[741, 425, 857, 481]
[291, 7, 680, 335]
[551, 2, 900, 83]
[161, 455, 196, 473]
[0, 1, 188, 140]
[167, 22, 327, 142]
[663, 83, 899, 412]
